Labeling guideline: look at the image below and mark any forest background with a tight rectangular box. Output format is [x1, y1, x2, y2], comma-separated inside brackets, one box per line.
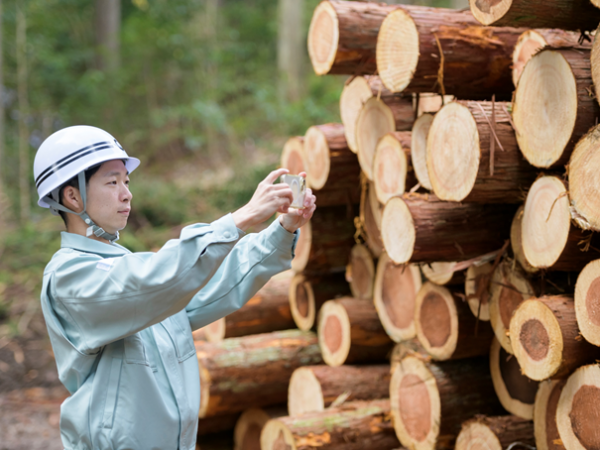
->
[0, 0, 463, 389]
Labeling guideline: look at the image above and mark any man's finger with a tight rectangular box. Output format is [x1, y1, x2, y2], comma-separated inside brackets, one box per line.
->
[265, 168, 290, 185]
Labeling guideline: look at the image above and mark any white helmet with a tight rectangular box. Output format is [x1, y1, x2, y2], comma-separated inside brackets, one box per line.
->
[34, 125, 140, 242]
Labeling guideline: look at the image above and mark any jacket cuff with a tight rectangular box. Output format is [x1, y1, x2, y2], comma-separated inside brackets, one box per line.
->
[268, 218, 299, 256]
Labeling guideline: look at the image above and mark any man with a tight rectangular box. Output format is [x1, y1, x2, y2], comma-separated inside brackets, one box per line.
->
[33, 125, 316, 450]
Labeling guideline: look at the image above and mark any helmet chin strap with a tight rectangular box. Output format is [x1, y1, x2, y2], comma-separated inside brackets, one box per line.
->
[44, 172, 120, 243]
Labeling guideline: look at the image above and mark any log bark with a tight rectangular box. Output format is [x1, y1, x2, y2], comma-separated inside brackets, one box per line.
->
[427, 101, 538, 203]
[196, 330, 323, 417]
[534, 379, 567, 450]
[513, 48, 599, 168]
[411, 113, 434, 191]
[490, 337, 539, 420]
[513, 29, 590, 86]
[414, 282, 494, 361]
[288, 364, 391, 416]
[455, 415, 534, 450]
[489, 260, 534, 354]
[303, 123, 361, 207]
[261, 399, 401, 450]
[289, 272, 350, 332]
[373, 131, 416, 204]
[556, 364, 600, 450]
[373, 252, 422, 342]
[390, 355, 505, 450]
[521, 176, 600, 272]
[280, 136, 306, 175]
[203, 271, 295, 342]
[510, 295, 600, 380]
[381, 193, 516, 264]
[292, 204, 357, 274]
[317, 297, 394, 367]
[308, 0, 398, 75]
[346, 244, 375, 300]
[233, 407, 286, 450]
[465, 262, 494, 321]
[377, 6, 523, 99]
[469, 0, 600, 30]
[340, 75, 414, 153]
[574, 259, 600, 347]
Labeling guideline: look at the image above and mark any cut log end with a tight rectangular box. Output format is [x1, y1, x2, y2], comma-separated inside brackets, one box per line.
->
[510, 299, 563, 381]
[489, 261, 534, 354]
[455, 420, 503, 450]
[381, 196, 415, 264]
[307, 1, 339, 76]
[427, 102, 480, 202]
[490, 338, 538, 420]
[513, 50, 578, 168]
[289, 274, 315, 332]
[204, 318, 226, 343]
[468, 0, 513, 27]
[281, 137, 306, 176]
[557, 364, 600, 450]
[340, 76, 374, 153]
[575, 259, 600, 346]
[374, 253, 421, 341]
[522, 176, 570, 269]
[456, 416, 534, 450]
[390, 356, 438, 450]
[415, 282, 457, 361]
[260, 420, 296, 450]
[291, 221, 312, 273]
[356, 97, 396, 180]
[362, 181, 385, 258]
[373, 133, 410, 204]
[304, 126, 332, 190]
[512, 30, 548, 87]
[421, 262, 459, 286]
[318, 300, 351, 367]
[465, 262, 493, 321]
[234, 408, 277, 450]
[411, 113, 434, 191]
[569, 125, 600, 232]
[376, 8, 420, 93]
[287, 367, 324, 417]
[534, 379, 567, 450]
[347, 244, 375, 300]
[511, 205, 539, 274]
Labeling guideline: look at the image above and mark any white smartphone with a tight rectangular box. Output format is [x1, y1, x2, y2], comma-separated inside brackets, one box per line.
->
[281, 174, 306, 209]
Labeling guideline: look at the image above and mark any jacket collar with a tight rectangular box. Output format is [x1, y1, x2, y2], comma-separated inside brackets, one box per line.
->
[60, 231, 131, 257]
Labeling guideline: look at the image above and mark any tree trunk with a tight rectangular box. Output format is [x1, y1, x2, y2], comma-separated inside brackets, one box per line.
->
[95, 0, 121, 71]
[574, 259, 600, 347]
[340, 75, 414, 153]
[203, 271, 295, 342]
[303, 123, 361, 207]
[455, 415, 535, 450]
[308, 0, 398, 75]
[489, 260, 535, 354]
[278, 0, 304, 102]
[377, 7, 522, 99]
[510, 205, 539, 274]
[465, 261, 494, 321]
[415, 282, 494, 361]
[490, 337, 539, 420]
[280, 136, 306, 175]
[373, 252, 422, 342]
[373, 131, 416, 204]
[261, 399, 400, 450]
[469, 0, 600, 30]
[513, 48, 599, 168]
[197, 412, 240, 436]
[510, 295, 600, 380]
[534, 379, 567, 450]
[391, 355, 505, 450]
[556, 364, 600, 450]
[196, 330, 323, 417]
[513, 29, 590, 86]
[292, 204, 357, 274]
[233, 407, 286, 450]
[411, 113, 434, 191]
[427, 101, 538, 203]
[521, 176, 600, 272]
[317, 297, 394, 367]
[16, 6, 30, 223]
[288, 364, 391, 416]
[381, 194, 516, 264]
[346, 244, 375, 301]
[289, 272, 350, 332]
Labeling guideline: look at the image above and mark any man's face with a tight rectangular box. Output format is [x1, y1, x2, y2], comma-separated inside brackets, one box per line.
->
[86, 160, 132, 234]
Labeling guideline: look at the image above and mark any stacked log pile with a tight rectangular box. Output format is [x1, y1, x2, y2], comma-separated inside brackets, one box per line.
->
[196, 1, 600, 449]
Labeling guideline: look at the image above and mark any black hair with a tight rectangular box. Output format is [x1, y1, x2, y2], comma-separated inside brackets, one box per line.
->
[58, 164, 102, 227]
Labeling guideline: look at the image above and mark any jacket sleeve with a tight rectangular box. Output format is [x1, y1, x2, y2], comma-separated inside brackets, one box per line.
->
[185, 218, 298, 331]
[47, 214, 241, 353]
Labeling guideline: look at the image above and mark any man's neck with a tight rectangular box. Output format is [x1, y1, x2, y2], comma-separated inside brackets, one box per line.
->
[66, 218, 111, 245]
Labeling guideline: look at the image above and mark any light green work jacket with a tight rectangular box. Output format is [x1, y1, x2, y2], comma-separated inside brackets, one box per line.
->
[39, 214, 298, 450]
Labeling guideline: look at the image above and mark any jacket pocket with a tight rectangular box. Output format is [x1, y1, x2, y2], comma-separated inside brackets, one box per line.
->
[101, 356, 122, 429]
[124, 333, 149, 365]
[164, 314, 195, 362]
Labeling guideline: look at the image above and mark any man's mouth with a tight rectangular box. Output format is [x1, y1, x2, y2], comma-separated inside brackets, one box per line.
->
[118, 209, 131, 216]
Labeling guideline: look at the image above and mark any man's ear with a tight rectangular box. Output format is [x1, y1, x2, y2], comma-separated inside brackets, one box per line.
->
[62, 186, 83, 213]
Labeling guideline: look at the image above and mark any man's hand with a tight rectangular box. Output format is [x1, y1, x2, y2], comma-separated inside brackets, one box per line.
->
[278, 177, 316, 233]
[232, 168, 294, 231]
